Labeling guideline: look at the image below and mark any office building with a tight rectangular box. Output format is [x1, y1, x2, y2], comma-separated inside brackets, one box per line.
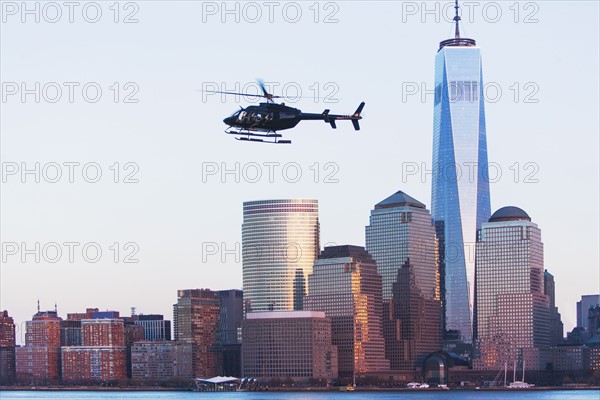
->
[366, 190, 442, 369]
[305, 245, 389, 379]
[242, 199, 319, 312]
[241, 311, 337, 382]
[431, 1, 491, 344]
[473, 207, 550, 371]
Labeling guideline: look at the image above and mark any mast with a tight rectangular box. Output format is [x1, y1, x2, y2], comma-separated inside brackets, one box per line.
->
[504, 361, 507, 386]
[522, 359, 525, 382]
[453, 0, 461, 38]
[513, 360, 516, 382]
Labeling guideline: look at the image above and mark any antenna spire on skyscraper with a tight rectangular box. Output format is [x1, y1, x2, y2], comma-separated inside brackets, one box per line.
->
[454, 0, 461, 38]
[37, 299, 40, 313]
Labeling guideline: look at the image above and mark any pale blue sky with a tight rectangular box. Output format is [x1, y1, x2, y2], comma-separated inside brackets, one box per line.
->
[1, 1, 598, 341]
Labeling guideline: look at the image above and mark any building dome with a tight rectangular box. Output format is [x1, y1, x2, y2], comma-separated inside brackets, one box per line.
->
[489, 206, 531, 223]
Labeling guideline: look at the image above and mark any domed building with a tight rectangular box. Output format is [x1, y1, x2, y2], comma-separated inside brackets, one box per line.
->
[473, 206, 551, 372]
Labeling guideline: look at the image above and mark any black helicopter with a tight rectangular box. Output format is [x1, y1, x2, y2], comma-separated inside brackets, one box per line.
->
[208, 80, 364, 144]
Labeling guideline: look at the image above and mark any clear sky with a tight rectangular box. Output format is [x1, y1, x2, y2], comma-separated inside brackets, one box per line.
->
[1, 1, 598, 343]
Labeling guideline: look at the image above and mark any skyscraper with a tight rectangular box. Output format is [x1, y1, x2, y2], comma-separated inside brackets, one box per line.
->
[365, 190, 442, 370]
[473, 207, 550, 371]
[577, 295, 600, 332]
[544, 270, 564, 346]
[0, 310, 16, 385]
[242, 199, 319, 312]
[305, 245, 390, 379]
[431, 1, 491, 344]
[173, 289, 221, 378]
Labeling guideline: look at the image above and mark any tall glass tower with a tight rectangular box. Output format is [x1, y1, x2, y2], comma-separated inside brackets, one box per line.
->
[242, 199, 320, 312]
[432, 1, 491, 344]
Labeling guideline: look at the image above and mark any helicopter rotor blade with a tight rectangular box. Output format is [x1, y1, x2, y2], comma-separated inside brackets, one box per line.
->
[201, 90, 266, 98]
[257, 79, 269, 97]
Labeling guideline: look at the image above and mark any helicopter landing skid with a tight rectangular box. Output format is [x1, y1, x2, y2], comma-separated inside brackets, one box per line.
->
[225, 128, 291, 144]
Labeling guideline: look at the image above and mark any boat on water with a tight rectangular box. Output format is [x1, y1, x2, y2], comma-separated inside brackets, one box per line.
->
[507, 360, 535, 389]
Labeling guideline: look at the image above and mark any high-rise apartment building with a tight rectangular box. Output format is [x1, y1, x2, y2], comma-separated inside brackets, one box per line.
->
[15, 309, 62, 384]
[173, 289, 221, 377]
[0, 310, 16, 385]
[242, 199, 319, 312]
[473, 207, 550, 371]
[61, 318, 128, 383]
[305, 245, 390, 379]
[431, 2, 491, 344]
[366, 190, 442, 370]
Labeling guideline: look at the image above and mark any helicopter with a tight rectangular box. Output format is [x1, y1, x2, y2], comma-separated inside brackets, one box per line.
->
[208, 80, 365, 144]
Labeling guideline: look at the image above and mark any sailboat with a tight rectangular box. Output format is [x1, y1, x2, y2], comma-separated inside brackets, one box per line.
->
[508, 359, 535, 388]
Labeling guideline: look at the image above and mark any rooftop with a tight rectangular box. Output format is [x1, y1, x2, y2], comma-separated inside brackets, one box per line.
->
[375, 190, 426, 210]
[489, 206, 531, 223]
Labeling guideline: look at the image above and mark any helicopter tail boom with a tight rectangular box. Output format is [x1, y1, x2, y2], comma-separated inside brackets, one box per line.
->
[300, 102, 365, 130]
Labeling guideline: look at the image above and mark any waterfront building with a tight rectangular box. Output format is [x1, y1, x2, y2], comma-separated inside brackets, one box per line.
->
[577, 295, 600, 332]
[305, 245, 389, 379]
[0, 310, 16, 385]
[365, 190, 442, 369]
[131, 341, 193, 381]
[241, 311, 338, 382]
[473, 207, 550, 371]
[173, 289, 221, 377]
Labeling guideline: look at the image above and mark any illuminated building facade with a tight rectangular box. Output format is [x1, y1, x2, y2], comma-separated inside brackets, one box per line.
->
[243, 199, 319, 312]
[15, 309, 62, 384]
[431, 4, 491, 345]
[305, 245, 389, 379]
[366, 190, 442, 370]
[173, 289, 221, 377]
[473, 206, 550, 371]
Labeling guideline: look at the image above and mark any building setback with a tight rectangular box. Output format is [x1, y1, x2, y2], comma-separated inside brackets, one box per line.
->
[15, 309, 62, 384]
[544, 270, 564, 345]
[305, 245, 389, 380]
[0, 310, 16, 385]
[473, 207, 550, 371]
[365, 190, 442, 370]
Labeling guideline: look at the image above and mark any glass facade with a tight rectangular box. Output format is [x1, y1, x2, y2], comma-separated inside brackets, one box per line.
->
[305, 245, 389, 379]
[365, 191, 441, 370]
[242, 199, 319, 312]
[432, 41, 491, 343]
[473, 208, 550, 371]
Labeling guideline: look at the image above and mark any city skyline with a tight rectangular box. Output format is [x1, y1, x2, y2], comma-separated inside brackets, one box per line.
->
[2, 1, 598, 341]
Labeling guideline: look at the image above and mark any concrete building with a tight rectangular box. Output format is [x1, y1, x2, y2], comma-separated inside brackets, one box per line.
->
[15, 309, 62, 384]
[473, 207, 550, 371]
[365, 190, 442, 369]
[0, 310, 16, 385]
[550, 345, 588, 371]
[242, 199, 319, 312]
[241, 311, 338, 382]
[305, 245, 389, 380]
[131, 341, 193, 381]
